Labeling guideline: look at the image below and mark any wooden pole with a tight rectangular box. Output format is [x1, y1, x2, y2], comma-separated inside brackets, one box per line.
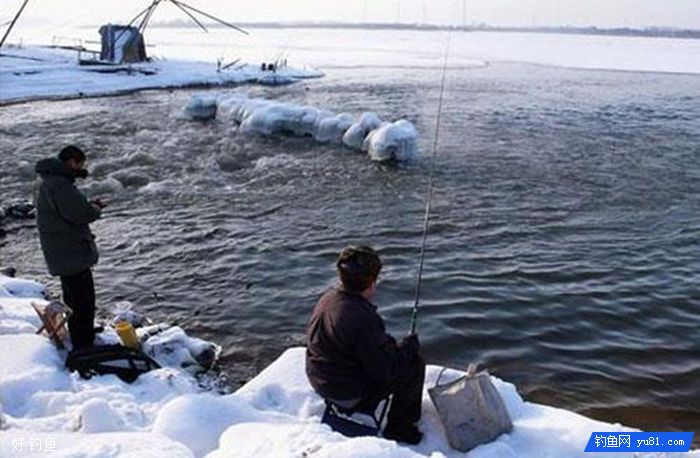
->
[0, 0, 30, 48]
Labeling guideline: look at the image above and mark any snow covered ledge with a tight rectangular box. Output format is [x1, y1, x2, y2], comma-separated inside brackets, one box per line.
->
[0, 46, 323, 106]
[1, 274, 696, 457]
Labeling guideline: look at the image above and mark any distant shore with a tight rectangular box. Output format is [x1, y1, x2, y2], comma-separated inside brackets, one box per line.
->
[138, 21, 700, 40]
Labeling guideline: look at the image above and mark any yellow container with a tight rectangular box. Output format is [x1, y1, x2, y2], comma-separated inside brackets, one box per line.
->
[115, 321, 139, 349]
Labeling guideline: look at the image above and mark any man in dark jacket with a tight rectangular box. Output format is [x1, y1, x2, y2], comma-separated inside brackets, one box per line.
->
[35, 145, 106, 350]
[306, 246, 425, 444]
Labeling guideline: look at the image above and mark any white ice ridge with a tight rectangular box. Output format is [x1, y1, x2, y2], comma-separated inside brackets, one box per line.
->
[187, 93, 419, 162]
[1, 274, 697, 457]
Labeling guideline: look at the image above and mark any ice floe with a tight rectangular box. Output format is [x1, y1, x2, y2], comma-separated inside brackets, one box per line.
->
[189, 93, 419, 162]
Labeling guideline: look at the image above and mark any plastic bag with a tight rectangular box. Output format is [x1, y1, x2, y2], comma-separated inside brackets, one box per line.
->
[428, 365, 513, 452]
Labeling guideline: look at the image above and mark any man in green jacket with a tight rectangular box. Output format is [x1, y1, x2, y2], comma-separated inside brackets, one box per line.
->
[35, 146, 106, 349]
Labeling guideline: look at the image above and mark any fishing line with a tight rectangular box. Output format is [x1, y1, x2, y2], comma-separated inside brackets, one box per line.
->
[410, 27, 453, 335]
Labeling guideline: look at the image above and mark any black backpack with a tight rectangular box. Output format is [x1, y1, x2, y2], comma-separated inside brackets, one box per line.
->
[66, 344, 160, 383]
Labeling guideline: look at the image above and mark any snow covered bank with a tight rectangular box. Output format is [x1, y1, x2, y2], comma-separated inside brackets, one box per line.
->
[1, 274, 696, 457]
[0, 46, 323, 106]
[187, 93, 419, 162]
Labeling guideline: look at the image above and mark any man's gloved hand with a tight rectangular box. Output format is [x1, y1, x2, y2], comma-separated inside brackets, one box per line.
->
[401, 333, 420, 357]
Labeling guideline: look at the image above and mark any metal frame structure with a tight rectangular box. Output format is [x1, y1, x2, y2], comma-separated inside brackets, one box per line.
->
[110, 0, 248, 63]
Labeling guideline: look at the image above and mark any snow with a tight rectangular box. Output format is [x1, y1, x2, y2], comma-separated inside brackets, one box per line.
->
[141, 326, 221, 373]
[0, 45, 323, 106]
[78, 398, 126, 433]
[1, 274, 696, 457]
[198, 93, 419, 162]
[0, 275, 47, 299]
[208, 422, 427, 458]
[0, 431, 194, 457]
[152, 394, 275, 457]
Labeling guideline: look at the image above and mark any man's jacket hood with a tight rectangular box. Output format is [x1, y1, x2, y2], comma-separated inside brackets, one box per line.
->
[35, 157, 76, 181]
[34, 156, 100, 276]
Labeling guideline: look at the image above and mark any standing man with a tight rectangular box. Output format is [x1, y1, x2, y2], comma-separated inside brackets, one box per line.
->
[35, 145, 106, 350]
[306, 246, 425, 444]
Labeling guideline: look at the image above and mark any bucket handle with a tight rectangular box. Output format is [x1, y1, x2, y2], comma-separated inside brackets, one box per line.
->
[434, 363, 478, 388]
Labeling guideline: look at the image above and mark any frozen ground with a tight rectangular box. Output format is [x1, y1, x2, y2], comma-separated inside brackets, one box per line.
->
[1, 274, 696, 457]
[0, 46, 323, 105]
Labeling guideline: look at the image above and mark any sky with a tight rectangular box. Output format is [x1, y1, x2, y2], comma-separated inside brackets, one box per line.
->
[4, 0, 700, 29]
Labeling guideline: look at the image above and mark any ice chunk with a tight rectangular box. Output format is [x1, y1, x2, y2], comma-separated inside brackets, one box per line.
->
[313, 113, 355, 143]
[81, 176, 124, 196]
[185, 95, 218, 121]
[342, 112, 383, 151]
[364, 120, 418, 162]
[234, 98, 272, 125]
[138, 179, 178, 197]
[142, 326, 221, 372]
[190, 94, 419, 162]
[238, 102, 329, 138]
[111, 168, 151, 188]
[241, 103, 302, 136]
[296, 106, 333, 137]
[126, 150, 158, 167]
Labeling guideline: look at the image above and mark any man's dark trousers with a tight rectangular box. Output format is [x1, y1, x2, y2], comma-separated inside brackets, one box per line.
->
[356, 356, 426, 428]
[60, 269, 95, 350]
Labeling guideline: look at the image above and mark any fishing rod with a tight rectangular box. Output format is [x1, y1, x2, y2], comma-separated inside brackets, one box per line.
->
[410, 28, 453, 335]
[0, 0, 30, 48]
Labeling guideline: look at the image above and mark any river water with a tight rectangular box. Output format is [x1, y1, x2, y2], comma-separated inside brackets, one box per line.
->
[1, 28, 699, 438]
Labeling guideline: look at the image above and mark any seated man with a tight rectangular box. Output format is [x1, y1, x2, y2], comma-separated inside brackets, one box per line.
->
[305, 246, 425, 444]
